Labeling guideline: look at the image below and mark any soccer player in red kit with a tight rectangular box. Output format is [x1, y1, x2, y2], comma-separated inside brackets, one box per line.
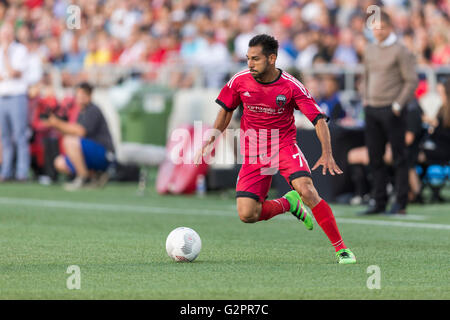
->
[196, 34, 356, 264]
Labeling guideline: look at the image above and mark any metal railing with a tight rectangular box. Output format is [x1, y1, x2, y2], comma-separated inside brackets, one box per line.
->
[45, 62, 450, 100]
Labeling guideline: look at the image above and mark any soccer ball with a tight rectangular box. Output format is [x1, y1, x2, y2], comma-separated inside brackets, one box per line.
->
[166, 227, 202, 262]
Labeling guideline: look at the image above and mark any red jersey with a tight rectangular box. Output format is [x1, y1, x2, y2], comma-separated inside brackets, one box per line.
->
[216, 69, 327, 157]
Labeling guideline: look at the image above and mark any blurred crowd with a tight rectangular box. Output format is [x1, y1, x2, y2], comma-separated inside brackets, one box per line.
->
[0, 0, 449, 89]
[0, 0, 448, 201]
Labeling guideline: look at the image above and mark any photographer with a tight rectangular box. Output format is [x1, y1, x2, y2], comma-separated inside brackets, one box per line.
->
[43, 82, 114, 191]
[30, 86, 62, 182]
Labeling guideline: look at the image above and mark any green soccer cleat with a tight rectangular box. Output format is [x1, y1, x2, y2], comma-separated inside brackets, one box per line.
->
[283, 190, 313, 230]
[336, 249, 357, 264]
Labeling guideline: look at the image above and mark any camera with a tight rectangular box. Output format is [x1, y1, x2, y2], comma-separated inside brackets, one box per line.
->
[39, 105, 68, 121]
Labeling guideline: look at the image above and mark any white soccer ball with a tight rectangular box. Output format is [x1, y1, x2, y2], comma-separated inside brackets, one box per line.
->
[165, 227, 202, 262]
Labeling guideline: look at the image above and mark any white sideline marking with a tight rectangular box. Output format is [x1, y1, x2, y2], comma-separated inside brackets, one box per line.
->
[335, 218, 450, 230]
[0, 197, 225, 216]
[379, 214, 426, 221]
[0, 197, 449, 231]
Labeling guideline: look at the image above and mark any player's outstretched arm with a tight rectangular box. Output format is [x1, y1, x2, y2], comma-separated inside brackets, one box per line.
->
[194, 107, 234, 165]
[311, 118, 343, 175]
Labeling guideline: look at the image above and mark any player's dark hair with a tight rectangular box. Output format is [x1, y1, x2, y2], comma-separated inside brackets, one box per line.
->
[77, 82, 94, 96]
[249, 34, 278, 57]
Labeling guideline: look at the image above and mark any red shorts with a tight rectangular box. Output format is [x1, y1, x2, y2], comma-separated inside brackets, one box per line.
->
[236, 144, 311, 202]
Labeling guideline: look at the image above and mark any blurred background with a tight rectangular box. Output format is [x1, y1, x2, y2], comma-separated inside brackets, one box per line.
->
[0, 0, 449, 205]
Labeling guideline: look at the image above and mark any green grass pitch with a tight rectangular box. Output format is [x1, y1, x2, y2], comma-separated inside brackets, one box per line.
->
[0, 181, 449, 299]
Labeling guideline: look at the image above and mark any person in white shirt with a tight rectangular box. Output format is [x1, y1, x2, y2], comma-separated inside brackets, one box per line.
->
[193, 31, 231, 89]
[0, 23, 30, 181]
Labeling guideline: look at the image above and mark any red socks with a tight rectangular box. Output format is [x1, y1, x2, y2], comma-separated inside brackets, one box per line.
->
[258, 198, 290, 221]
[312, 200, 346, 252]
[257, 198, 346, 252]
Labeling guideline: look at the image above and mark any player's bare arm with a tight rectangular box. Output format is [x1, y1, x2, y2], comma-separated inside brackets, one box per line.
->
[194, 107, 234, 165]
[42, 114, 86, 137]
[311, 118, 343, 176]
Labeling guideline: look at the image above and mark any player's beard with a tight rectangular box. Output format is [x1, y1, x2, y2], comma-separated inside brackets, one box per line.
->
[250, 62, 269, 81]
